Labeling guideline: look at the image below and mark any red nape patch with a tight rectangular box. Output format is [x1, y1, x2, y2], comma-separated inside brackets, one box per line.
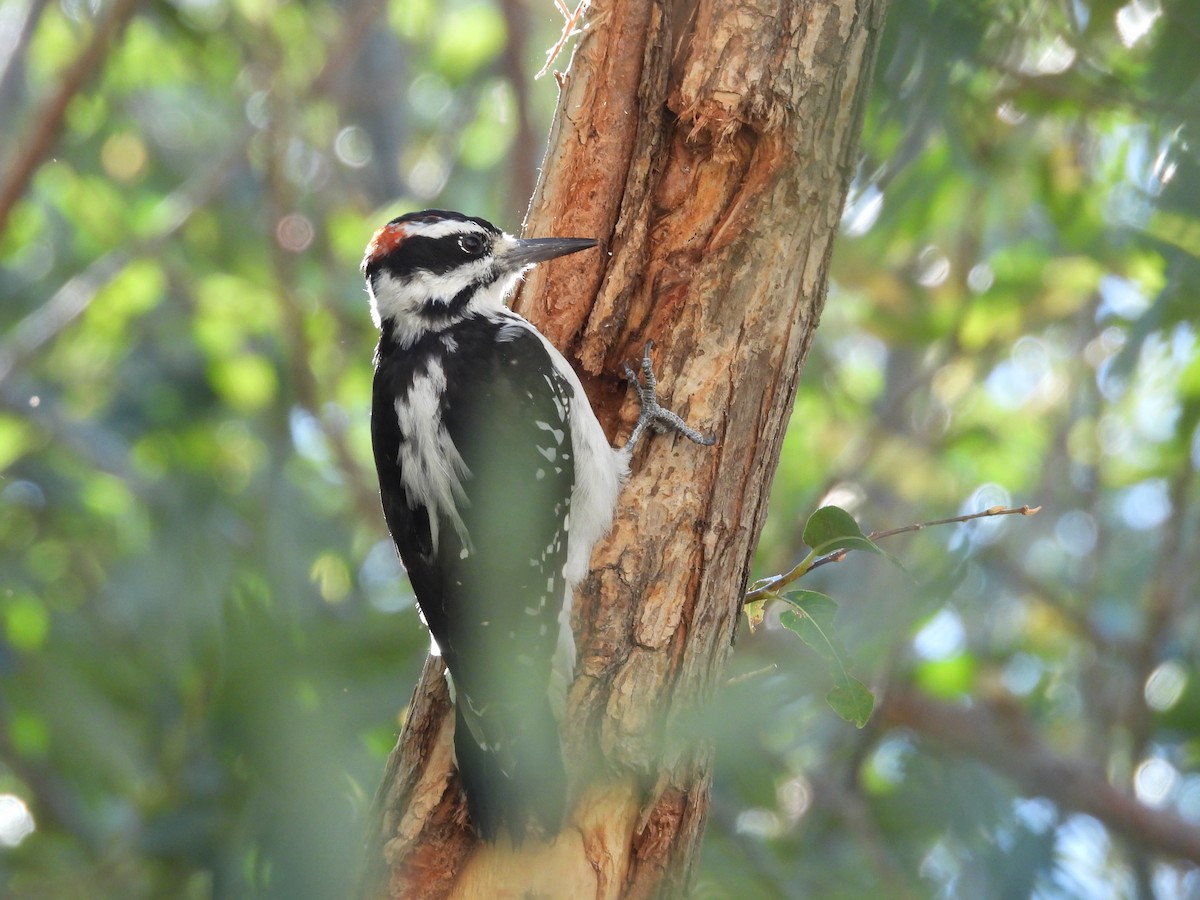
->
[364, 222, 408, 266]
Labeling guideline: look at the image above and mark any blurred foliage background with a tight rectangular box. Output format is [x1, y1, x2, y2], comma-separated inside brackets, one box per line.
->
[1, 0, 1198, 897]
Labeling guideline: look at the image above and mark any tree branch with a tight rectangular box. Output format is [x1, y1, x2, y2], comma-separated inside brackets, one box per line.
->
[360, 0, 893, 894]
[0, 0, 390, 389]
[882, 686, 1200, 866]
[497, 0, 538, 213]
[744, 504, 1042, 603]
[810, 503, 1042, 572]
[0, 136, 248, 387]
[0, 0, 53, 125]
[0, 0, 141, 235]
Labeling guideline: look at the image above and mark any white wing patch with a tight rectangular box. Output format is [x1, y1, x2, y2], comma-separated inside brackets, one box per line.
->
[393, 359, 471, 552]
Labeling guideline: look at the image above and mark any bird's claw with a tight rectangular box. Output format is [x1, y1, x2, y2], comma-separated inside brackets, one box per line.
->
[622, 340, 715, 452]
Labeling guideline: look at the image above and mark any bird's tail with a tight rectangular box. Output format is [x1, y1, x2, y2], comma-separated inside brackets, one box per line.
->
[453, 696, 567, 843]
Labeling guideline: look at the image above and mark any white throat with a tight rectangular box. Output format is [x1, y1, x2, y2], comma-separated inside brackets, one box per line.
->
[368, 266, 527, 345]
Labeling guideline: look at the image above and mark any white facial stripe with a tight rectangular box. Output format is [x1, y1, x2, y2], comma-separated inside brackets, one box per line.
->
[406, 258, 495, 300]
[402, 218, 493, 241]
[367, 224, 532, 344]
[369, 256, 513, 344]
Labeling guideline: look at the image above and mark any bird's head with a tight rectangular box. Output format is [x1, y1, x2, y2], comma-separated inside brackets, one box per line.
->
[362, 209, 597, 338]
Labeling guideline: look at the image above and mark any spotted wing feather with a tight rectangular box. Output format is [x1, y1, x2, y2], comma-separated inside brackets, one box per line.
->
[371, 318, 575, 839]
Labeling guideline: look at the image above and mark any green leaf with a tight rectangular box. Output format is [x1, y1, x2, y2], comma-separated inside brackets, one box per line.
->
[779, 591, 847, 663]
[801, 506, 909, 576]
[802, 506, 883, 557]
[779, 591, 875, 727]
[826, 679, 875, 728]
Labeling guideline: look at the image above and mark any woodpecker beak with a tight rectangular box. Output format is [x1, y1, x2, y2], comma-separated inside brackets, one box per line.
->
[499, 236, 598, 270]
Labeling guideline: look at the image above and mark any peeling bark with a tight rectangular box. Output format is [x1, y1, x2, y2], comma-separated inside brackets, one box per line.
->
[360, 0, 889, 896]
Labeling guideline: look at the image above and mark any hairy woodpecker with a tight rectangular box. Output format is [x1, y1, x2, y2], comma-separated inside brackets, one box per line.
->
[363, 209, 711, 841]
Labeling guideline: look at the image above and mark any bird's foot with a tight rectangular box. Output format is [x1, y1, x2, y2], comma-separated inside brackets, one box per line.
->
[622, 340, 715, 452]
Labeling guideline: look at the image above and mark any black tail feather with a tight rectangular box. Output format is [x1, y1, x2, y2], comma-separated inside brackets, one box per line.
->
[453, 704, 567, 843]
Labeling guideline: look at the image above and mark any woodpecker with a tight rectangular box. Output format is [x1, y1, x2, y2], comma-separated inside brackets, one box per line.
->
[363, 209, 711, 841]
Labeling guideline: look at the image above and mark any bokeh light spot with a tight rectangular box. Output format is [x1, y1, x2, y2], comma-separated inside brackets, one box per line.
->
[276, 214, 314, 253]
[0, 795, 35, 847]
[100, 132, 148, 182]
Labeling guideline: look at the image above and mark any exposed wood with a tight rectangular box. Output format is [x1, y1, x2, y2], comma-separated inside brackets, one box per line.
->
[359, 0, 890, 895]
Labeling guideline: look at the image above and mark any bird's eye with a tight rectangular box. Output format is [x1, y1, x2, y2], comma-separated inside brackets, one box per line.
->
[458, 234, 486, 255]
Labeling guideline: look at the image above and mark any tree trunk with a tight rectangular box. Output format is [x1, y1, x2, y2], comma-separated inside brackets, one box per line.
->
[359, 0, 889, 896]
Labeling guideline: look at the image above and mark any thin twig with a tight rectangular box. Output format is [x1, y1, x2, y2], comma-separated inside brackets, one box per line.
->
[812, 504, 1042, 572]
[744, 504, 1041, 603]
[726, 663, 778, 686]
[0, 136, 249, 386]
[0, 0, 141, 236]
[0, 0, 389, 389]
[261, 86, 381, 530]
[0, 377, 143, 487]
[868, 504, 1041, 541]
[307, 0, 388, 98]
[0, 0, 53, 123]
[534, 0, 588, 80]
[498, 0, 538, 213]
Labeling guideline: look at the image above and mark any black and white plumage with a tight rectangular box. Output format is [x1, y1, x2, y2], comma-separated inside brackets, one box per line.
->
[363, 209, 711, 841]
